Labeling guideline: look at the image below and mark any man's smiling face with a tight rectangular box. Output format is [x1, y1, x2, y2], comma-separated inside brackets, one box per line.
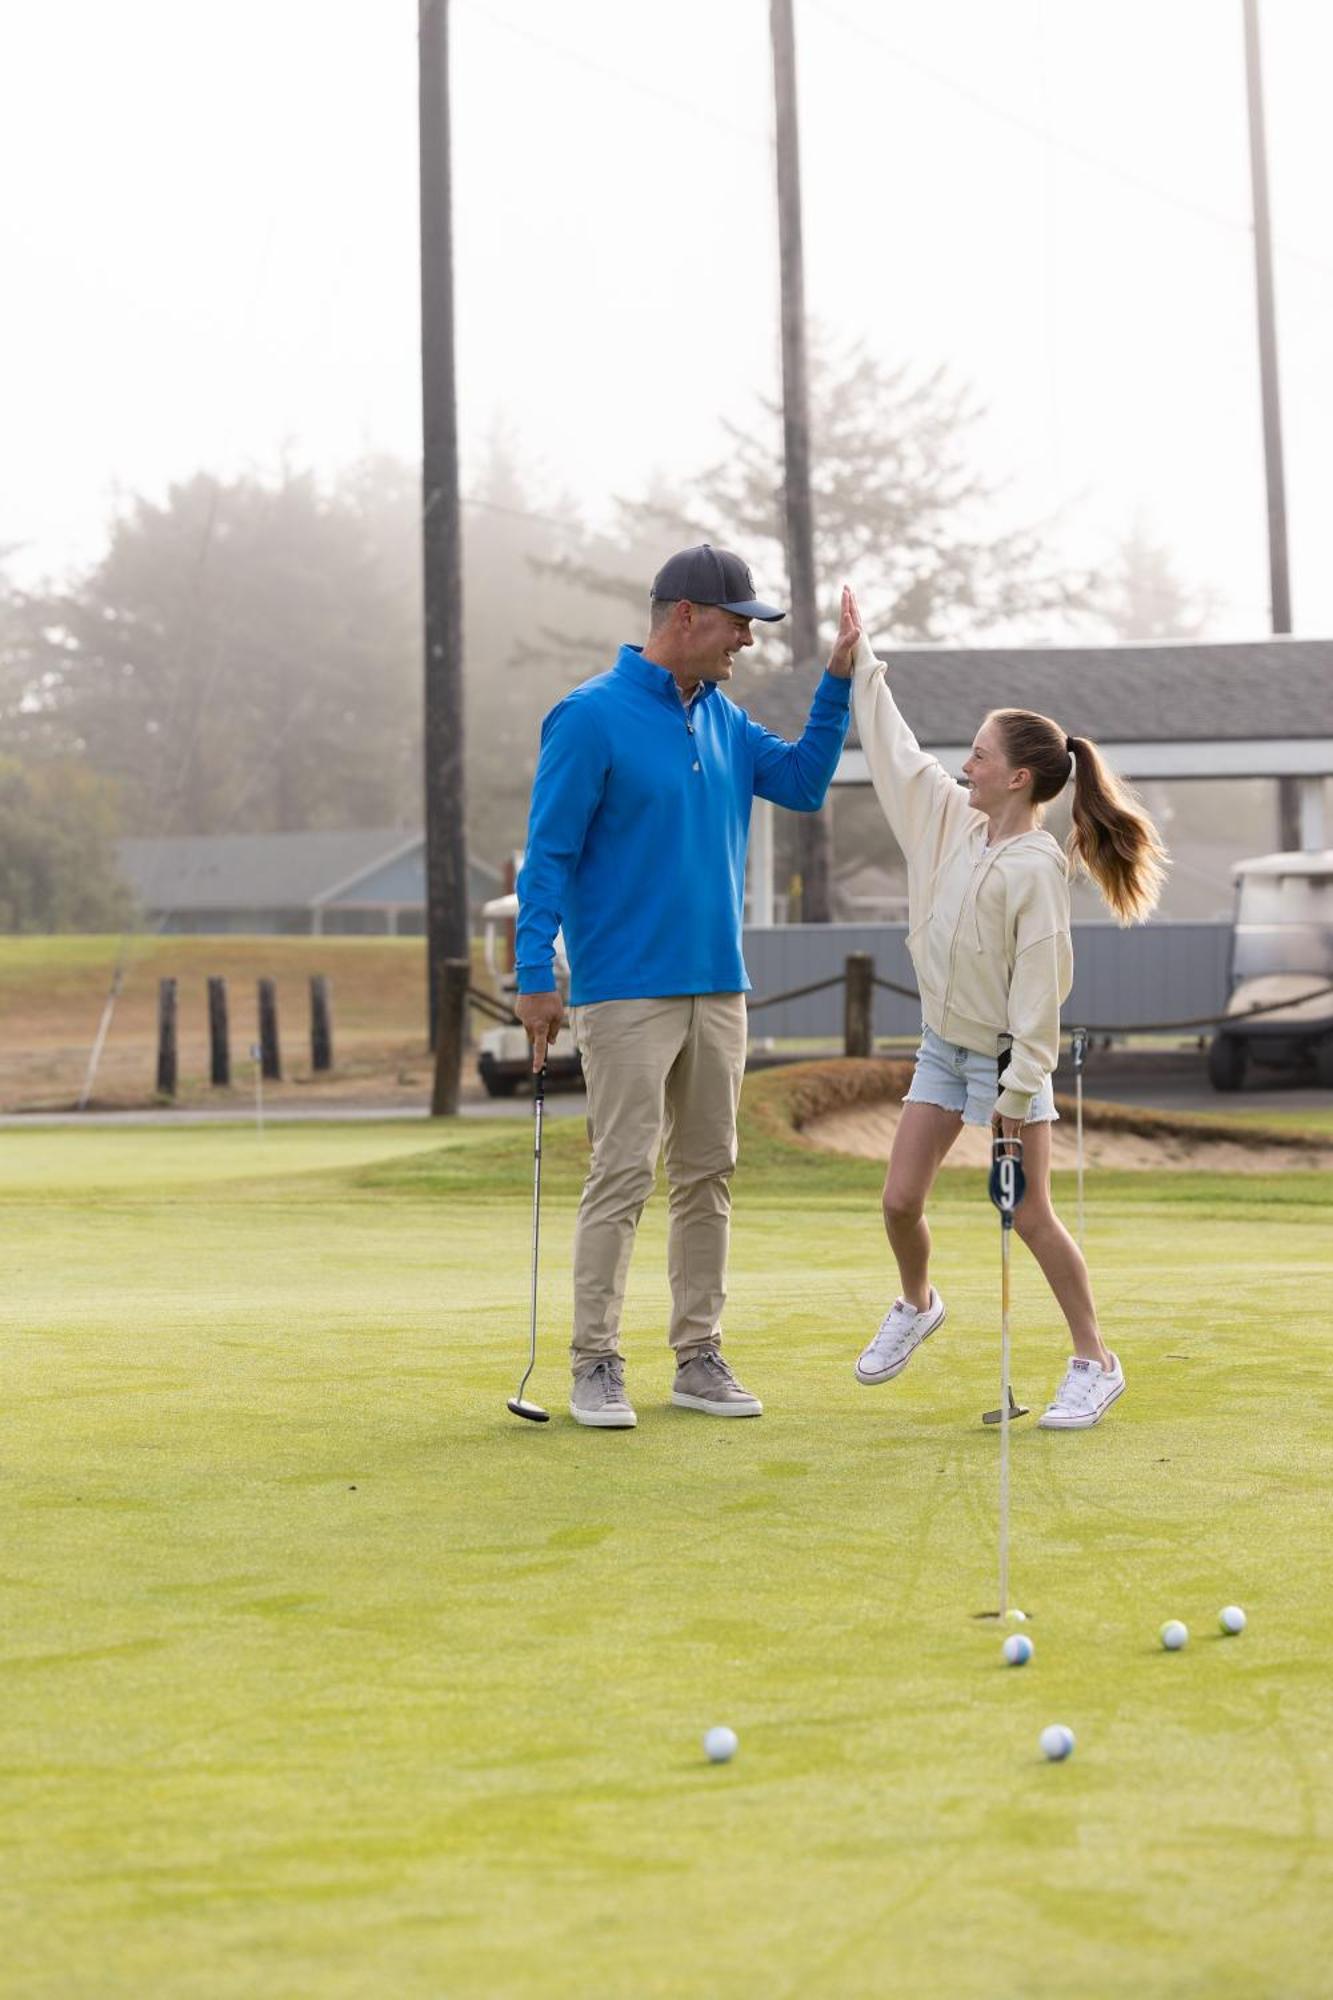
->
[680, 604, 756, 684]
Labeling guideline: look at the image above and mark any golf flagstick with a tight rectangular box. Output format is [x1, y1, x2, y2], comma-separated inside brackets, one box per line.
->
[507, 1061, 551, 1424]
[1071, 1027, 1088, 1250]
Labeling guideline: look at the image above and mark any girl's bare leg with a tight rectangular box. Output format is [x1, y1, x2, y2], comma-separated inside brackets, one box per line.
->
[1010, 1120, 1111, 1366]
[882, 1103, 967, 1308]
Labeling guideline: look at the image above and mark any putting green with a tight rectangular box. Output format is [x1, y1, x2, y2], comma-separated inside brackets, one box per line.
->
[4, 1115, 1331, 1998]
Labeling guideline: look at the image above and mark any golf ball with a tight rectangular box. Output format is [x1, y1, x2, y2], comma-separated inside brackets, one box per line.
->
[1002, 1633, 1033, 1666]
[1160, 1619, 1189, 1651]
[1219, 1605, 1246, 1635]
[1005, 1608, 1029, 1622]
[704, 1726, 738, 1764]
[1040, 1724, 1075, 1762]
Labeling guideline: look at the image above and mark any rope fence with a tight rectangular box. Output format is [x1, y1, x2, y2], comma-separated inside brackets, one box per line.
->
[467, 962, 1333, 1049]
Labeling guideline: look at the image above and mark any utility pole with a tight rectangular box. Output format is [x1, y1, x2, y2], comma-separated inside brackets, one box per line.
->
[419, 0, 471, 1067]
[770, 0, 832, 921]
[1242, 0, 1300, 851]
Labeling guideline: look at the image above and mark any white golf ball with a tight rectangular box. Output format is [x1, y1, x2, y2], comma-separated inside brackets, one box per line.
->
[1219, 1605, 1246, 1635]
[1160, 1619, 1189, 1651]
[1002, 1633, 1033, 1666]
[1040, 1724, 1075, 1762]
[703, 1725, 738, 1764]
[1005, 1608, 1029, 1622]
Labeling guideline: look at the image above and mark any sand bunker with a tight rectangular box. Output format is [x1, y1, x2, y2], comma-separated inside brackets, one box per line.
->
[764, 1059, 1333, 1174]
[804, 1097, 1333, 1173]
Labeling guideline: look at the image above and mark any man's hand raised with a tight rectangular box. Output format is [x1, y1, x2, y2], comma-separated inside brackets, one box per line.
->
[825, 584, 862, 679]
[515, 991, 565, 1072]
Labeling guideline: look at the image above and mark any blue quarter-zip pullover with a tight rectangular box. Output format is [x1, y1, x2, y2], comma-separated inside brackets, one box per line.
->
[516, 645, 851, 1004]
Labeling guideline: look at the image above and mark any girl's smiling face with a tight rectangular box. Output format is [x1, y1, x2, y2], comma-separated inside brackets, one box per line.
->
[961, 719, 1029, 815]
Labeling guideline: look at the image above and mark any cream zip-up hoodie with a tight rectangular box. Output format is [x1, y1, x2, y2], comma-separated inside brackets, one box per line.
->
[853, 633, 1072, 1121]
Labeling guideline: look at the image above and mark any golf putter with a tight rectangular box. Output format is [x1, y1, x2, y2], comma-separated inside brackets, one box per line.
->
[981, 1040, 1030, 1426]
[981, 1385, 1029, 1426]
[507, 1060, 551, 1423]
[1071, 1026, 1089, 1250]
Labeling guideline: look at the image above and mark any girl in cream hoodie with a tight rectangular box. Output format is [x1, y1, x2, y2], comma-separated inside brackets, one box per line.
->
[848, 597, 1167, 1429]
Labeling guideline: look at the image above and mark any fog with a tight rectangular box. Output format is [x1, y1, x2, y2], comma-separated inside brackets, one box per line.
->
[3, 0, 1332, 633]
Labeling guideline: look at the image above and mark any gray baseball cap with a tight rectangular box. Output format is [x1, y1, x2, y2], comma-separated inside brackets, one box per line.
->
[650, 544, 786, 621]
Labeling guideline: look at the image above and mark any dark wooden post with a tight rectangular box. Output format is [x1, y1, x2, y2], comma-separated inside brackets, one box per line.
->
[257, 979, 282, 1081]
[308, 972, 332, 1072]
[156, 978, 178, 1097]
[844, 952, 873, 1058]
[420, 0, 471, 1050]
[310, 975, 333, 1073]
[501, 854, 517, 975]
[431, 957, 471, 1117]
[770, 0, 831, 921]
[1242, 0, 1299, 849]
[207, 976, 230, 1087]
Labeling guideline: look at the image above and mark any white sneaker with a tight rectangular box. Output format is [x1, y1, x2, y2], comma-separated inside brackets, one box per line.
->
[1037, 1352, 1125, 1430]
[855, 1288, 946, 1385]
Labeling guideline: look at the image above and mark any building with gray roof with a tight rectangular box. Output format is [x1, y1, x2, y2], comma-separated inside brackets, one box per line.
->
[741, 637, 1333, 920]
[117, 830, 500, 935]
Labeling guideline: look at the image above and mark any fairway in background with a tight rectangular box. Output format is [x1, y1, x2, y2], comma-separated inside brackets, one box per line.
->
[0, 934, 430, 1112]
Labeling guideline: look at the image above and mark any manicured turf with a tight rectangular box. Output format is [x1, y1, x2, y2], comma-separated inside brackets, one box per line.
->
[5, 1110, 1332, 1997]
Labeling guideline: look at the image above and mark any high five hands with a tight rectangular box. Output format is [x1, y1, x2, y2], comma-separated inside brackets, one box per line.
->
[825, 585, 862, 679]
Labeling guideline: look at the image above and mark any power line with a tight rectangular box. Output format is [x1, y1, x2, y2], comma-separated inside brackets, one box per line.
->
[461, 493, 585, 537]
[453, 0, 771, 150]
[808, 0, 1333, 281]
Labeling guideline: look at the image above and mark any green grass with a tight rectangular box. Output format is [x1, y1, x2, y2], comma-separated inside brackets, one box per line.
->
[4, 1110, 1333, 1998]
[1227, 1104, 1333, 1136]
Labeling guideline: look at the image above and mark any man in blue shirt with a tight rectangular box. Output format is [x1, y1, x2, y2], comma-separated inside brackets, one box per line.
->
[516, 545, 860, 1428]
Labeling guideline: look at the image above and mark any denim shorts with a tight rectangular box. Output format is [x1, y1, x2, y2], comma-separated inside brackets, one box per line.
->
[904, 1026, 1058, 1127]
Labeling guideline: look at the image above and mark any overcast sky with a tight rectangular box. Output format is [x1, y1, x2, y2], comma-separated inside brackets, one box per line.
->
[4, 0, 1332, 636]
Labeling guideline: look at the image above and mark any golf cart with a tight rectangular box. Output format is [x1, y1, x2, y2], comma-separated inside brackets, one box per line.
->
[475, 893, 583, 1098]
[1207, 850, 1333, 1091]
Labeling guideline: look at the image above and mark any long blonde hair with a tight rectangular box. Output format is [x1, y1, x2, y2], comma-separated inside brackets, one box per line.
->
[986, 708, 1168, 925]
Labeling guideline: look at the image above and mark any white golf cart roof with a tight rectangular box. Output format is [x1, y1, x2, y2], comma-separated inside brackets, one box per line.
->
[1232, 850, 1333, 881]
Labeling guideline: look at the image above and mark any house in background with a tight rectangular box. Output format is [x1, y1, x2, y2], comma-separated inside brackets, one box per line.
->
[117, 830, 501, 936]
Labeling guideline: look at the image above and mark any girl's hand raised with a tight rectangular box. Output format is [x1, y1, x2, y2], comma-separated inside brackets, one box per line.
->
[826, 584, 862, 679]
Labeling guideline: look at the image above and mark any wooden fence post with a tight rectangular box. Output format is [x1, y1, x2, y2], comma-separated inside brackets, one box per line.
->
[207, 976, 230, 1087]
[156, 978, 178, 1097]
[310, 975, 333, 1073]
[431, 958, 471, 1117]
[257, 979, 282, 1081]
[844, 953, 874, 1058]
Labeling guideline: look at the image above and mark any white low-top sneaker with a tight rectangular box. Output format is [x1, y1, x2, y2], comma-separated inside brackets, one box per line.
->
[1037, 1351, 1125, 1430]
[855, 1288, 946, 1385]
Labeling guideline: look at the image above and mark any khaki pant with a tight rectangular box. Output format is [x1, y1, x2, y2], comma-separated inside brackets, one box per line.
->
[568, 994, 747, 1369]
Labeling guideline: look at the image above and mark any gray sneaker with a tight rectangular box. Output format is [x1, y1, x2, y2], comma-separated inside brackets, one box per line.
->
[569, 1356, 637, 1429]
[671, 1349, 763, 1418]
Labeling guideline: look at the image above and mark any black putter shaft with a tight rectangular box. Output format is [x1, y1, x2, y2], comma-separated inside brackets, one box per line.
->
[508, 1059, 551, 1423]
[982, 1038, 1030, 1425]
[1071, 1027, 1088, 1251]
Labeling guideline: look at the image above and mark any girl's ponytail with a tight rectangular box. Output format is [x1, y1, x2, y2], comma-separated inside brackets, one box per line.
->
[1066, 734, 1168, 925]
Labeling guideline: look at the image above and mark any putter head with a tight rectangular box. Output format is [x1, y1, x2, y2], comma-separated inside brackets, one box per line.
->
[988, 1137, 1026, 1216]
[507, 1397, 550, 1424]
[982, 1387, 1031, 1425]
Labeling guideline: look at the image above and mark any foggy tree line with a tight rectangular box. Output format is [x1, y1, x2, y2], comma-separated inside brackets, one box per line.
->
[0, 339, 1211, 931]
